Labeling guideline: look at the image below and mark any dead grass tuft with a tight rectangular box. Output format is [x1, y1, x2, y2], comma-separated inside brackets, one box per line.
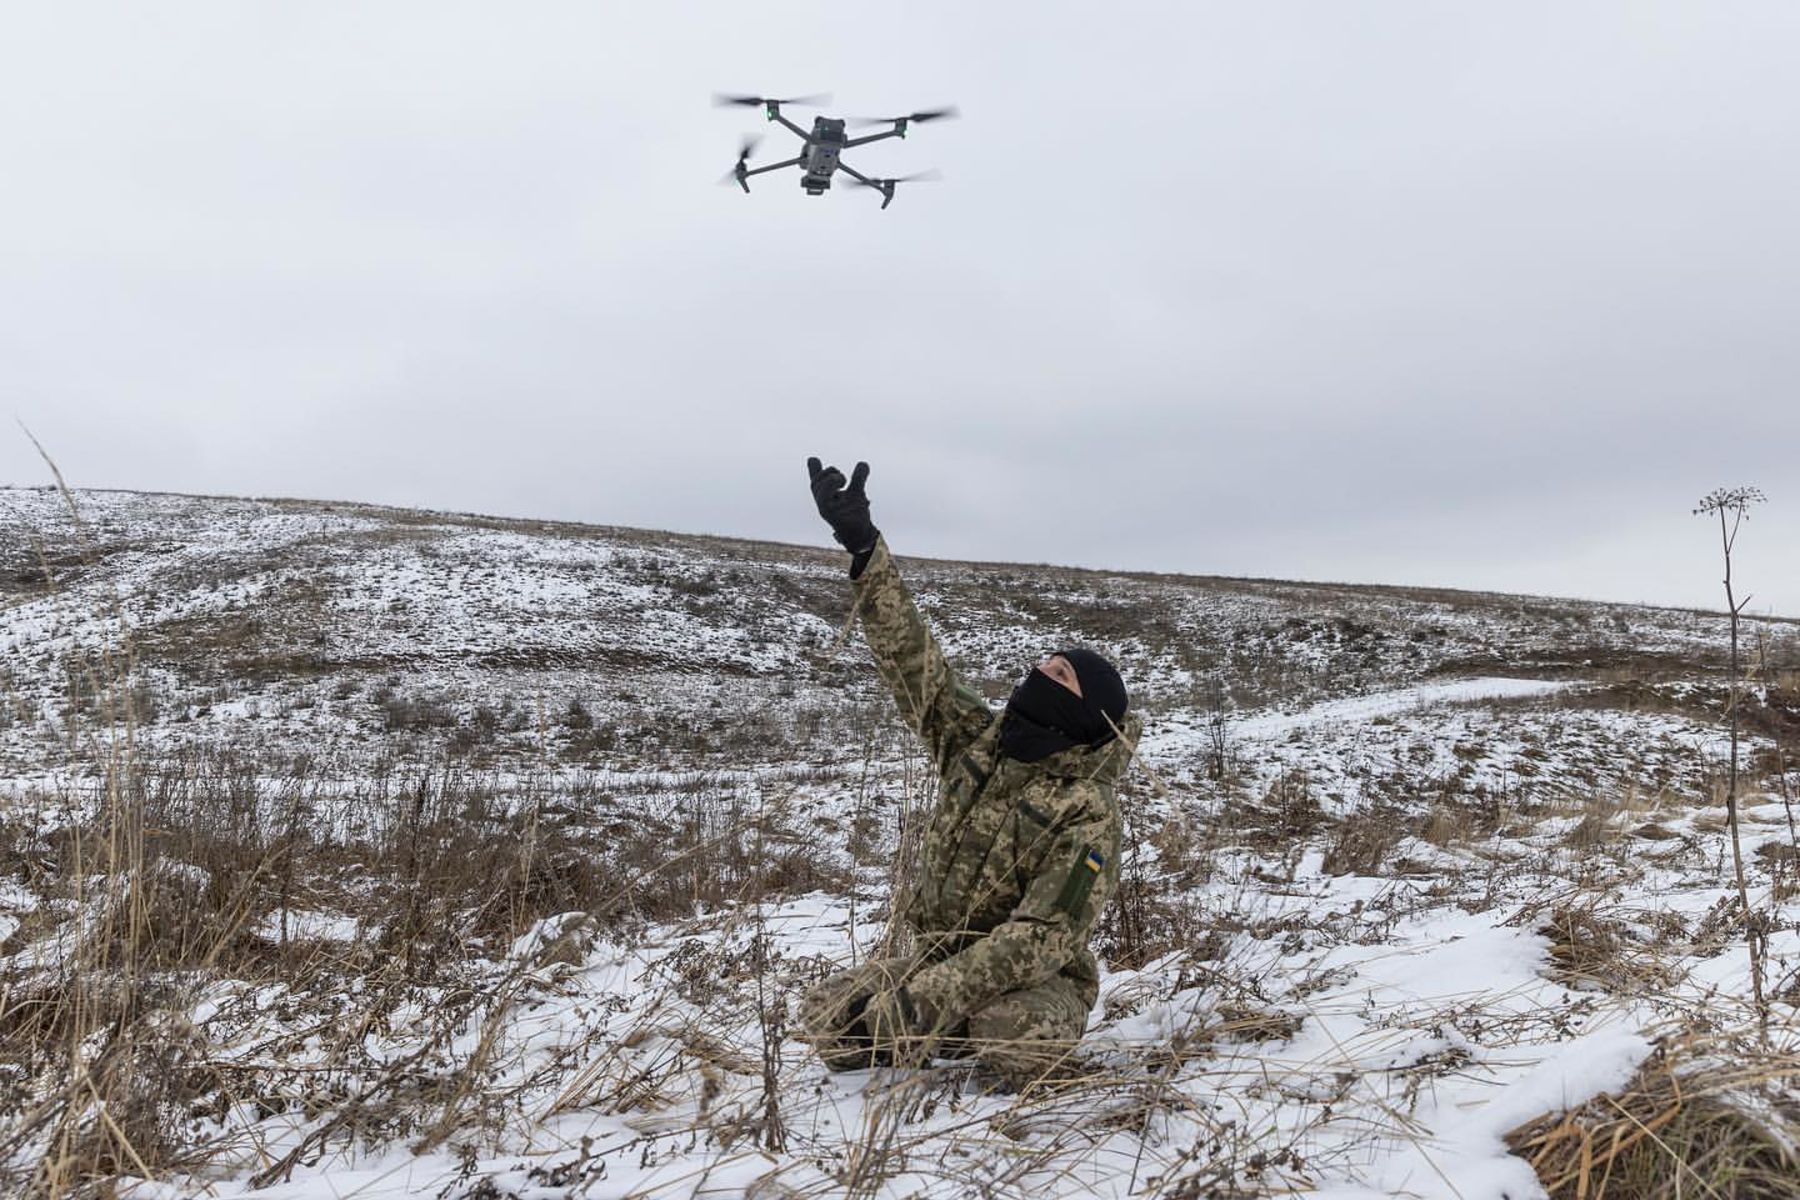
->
[1508, 1031, 1800, 1199]
[1537, 904, 1676, 995]
[1321, 805, 1407, 876]
[1210, 1002, 1304, 1045]
[1564, 802, 1617, 851]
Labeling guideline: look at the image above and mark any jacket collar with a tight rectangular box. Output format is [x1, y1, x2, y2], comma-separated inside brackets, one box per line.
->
[1008, 712, 1143, 783]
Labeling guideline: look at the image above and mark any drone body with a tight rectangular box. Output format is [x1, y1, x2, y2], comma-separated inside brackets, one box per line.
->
[715, 94, 954, 210]
[798, 116, 847, 195]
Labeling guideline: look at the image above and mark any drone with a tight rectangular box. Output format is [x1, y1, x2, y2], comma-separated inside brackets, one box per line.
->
[715, 92, 956, 210]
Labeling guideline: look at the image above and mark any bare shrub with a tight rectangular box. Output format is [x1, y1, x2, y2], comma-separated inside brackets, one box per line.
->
[378, 689, 456, 732]
[1096, 866, 1217, 971]
[1416, 790, 1504, 848]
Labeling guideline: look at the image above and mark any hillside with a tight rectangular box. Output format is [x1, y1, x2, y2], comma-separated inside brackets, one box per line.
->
[3, 486, 1800, 1199]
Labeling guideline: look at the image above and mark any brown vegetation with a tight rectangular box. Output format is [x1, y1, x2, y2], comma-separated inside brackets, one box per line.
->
[1509, 1032, 1800, 1199]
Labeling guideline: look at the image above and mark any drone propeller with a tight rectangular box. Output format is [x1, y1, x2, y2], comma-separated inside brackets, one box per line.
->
[712, 92, 832, 109]
[718, 134, 761, 185]
[849, 106, 959, 127]
[849, 169, 944, 188]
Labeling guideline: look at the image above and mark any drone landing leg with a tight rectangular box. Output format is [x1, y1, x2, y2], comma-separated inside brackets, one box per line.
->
[835, 159, 893, 210]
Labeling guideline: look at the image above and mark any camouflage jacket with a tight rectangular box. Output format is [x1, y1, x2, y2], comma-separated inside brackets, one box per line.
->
[851, 537, 1135, 1028]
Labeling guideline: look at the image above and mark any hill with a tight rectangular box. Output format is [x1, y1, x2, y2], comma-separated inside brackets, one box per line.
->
[3, 486, 1799, 1199]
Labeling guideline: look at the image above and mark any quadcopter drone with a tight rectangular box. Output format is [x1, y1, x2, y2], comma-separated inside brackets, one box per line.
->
[714, 92, 956, 210]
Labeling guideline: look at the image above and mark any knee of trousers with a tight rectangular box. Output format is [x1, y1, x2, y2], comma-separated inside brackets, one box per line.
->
[964, 982, 1090, 1081]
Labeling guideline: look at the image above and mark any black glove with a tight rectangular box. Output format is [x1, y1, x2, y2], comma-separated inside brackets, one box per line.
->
[807, 457, 879, 556]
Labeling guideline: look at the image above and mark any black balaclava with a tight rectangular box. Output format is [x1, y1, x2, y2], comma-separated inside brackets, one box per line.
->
[999, 647, 1130, 763]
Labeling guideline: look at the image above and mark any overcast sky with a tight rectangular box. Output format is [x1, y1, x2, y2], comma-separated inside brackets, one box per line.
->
[3, 3, 1796, 613]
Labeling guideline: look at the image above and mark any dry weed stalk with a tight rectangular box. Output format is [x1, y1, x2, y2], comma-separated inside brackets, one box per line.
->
[1693, 485, 1770, 1035]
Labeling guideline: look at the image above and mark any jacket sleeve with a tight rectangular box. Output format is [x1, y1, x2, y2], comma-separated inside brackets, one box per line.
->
[851, 535, 994, 775]
[902, 802, 1120, 1026]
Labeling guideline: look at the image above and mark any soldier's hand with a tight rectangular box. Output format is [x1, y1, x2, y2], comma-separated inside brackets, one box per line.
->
[806, 456, 879, 555]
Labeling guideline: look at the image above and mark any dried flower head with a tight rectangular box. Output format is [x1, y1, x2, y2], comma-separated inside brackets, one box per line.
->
[1693, 486, 1766, 517]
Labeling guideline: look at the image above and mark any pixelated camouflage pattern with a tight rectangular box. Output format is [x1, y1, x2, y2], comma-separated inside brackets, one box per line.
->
[796, 951, 1089, 1087]
[964, 970, 1091, 1085]
[844, 536, 1136, 1035]
[796, 955, 914, 1071]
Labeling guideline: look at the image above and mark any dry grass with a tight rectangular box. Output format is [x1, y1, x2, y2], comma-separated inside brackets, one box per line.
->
[0, 467, 872, 1195]
[1321, 804, 1408, 876]
[0, 742, 854, 1195]
[1508, 1030, 1800, 1199]
[1537, 904, 1678, 997]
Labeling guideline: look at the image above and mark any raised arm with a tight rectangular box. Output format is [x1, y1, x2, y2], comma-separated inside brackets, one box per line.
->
[806, 457, 992, 773]
[850, 535, 994, 772]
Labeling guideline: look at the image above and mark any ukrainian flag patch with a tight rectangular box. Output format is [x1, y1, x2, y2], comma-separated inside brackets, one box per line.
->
[1054, 843, 1105, 916]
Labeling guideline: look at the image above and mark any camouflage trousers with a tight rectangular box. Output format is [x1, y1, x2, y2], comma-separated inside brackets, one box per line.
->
[796, 954, 1091, 1089]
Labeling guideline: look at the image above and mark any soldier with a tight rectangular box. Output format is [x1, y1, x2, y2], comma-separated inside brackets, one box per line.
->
[797, 457, 1138, 1089]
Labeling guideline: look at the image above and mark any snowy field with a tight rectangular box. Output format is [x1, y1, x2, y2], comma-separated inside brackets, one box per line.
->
[160, 794, 1800, 1200]
[3, 487, 1799, 1198]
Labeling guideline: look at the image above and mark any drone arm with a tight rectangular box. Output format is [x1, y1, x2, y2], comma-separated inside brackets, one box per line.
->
[835, 158, 876, 185]
[743, 155, 805, 178]
[843, 129, 903, 149]
[770, 112, 814, 142]
[836, 159, 895, 209]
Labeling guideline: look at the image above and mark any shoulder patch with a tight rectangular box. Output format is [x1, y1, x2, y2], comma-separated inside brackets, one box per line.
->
[1053, 843, 1104, 917]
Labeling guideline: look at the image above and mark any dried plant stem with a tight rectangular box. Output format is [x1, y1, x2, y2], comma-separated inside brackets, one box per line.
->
[1710, 497, 1768, 1034]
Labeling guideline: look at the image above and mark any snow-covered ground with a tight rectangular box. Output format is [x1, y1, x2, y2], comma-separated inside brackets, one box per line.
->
[134, 780, 1800, 1200]
[3, 487, 1799, 1198]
